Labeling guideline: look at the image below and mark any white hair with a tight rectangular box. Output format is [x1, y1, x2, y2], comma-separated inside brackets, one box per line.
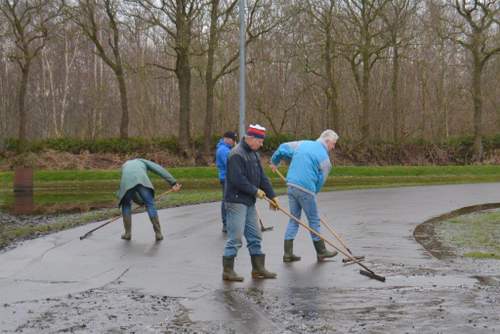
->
[318, 129, 339, 143]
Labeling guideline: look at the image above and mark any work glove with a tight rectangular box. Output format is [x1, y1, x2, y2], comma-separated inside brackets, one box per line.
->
[269, 197, 280, 211]
[256, 188, 266, 199]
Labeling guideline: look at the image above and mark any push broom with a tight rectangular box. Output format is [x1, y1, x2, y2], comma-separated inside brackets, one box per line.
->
[264, 196, 385, 282]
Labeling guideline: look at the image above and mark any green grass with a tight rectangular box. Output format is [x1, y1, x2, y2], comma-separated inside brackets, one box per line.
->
[436, 210, 500, 260]
[330, 165, 500, 176]
[2, 165, 500, 214]
[463, 252, 500, 260]
[2, 165, 500, 183]
[2, 165, 500, 250]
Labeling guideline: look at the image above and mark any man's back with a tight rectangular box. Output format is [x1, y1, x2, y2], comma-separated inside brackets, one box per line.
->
[287, 140, 331, 194]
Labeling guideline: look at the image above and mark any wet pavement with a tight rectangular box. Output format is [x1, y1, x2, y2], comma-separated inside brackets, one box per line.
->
[1, 183, 500, 333]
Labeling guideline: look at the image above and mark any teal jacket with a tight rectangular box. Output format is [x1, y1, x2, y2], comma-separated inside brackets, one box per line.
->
[116, 159, 176, 202]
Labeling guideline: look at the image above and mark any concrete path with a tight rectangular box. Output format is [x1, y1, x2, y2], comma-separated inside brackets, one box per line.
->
[1, 183, 499, 333]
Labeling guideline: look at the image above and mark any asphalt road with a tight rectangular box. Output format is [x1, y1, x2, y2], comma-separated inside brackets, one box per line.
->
[1, 183, 499, 333]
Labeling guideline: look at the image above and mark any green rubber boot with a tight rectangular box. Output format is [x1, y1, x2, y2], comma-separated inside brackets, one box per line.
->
[313, 240, 338, 261]
[251, 254, 277, 279]
[222, 256, 244, 282]
[283, 240, 301, 262]
[150, 216, 164, 241]
[121, 214, 132, 240]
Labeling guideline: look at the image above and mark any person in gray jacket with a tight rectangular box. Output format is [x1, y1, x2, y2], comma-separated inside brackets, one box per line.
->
[117, 159, 181, 241]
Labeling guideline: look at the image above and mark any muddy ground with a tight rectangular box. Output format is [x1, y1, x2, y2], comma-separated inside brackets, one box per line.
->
[1, 184, 500, 333]
[3, 270, 499, 333]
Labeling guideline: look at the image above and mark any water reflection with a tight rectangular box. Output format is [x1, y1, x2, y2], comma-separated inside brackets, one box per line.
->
[13, 191, 35, 215]
[12, 166, 35, 214]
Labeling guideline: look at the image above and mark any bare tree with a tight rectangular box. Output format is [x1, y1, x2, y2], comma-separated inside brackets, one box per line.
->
[339, 0, 391, 142]
[201, 0, 283, 153]
[202, 0, 237, 154]
[381, 0, 417, 144]
[64, 0, 130, 138]
[450, 0, 500, 161]
[128, 0, 202, 157]
[41, 24, 81, 137]
[303, 0, 342, 132]
[0, 0, 59, 146]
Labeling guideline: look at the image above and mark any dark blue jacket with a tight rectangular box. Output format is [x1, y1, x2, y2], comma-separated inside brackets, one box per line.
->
[215, 139, 232, 181]
[225, 138, 276, 206]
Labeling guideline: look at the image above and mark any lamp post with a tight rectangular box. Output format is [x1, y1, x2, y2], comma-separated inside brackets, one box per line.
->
[239, 0, 246, 137]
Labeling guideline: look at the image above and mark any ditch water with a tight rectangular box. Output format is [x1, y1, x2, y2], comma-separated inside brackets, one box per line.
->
[0, 187, 117, 216]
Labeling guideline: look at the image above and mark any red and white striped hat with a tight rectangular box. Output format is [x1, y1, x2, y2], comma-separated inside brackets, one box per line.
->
[246, 124, 266, 139]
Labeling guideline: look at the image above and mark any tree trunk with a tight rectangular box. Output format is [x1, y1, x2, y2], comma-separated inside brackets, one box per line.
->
[360, 55, 370, 142]
[202, 0, 219, 155]
[175, 7, 192, 157]
[116, 69, 129, 139]
[177, 50, 192, 156]
[203, 78, 215, 153]
[472, 55, 483, 161]
[17, 64, 30, 148]
[391, 45, 400, 144]
[325, 28, 340, 131]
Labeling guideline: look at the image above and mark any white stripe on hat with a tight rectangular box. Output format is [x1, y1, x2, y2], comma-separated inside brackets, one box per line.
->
[250, 124, 266, 131]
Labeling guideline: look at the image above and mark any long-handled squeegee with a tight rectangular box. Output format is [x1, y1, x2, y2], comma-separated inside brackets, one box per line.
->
[274, 169, 365, 263]
[79, 188, 174, 240]
[264, 196, 386, 282]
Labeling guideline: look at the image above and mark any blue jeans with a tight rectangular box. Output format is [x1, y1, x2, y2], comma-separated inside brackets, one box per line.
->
[223, 202, 263, 257]
[220, 180, 227, 229]
[121, 184, 158, 219]
[285, 186, 321, 241]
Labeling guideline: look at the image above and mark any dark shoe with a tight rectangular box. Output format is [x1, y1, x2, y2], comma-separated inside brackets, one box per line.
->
[150, 216, 164, 241]
[121, 214, 132, 240]
[251, 254, 277, 279]
[313, 240, 338, 261]
[222, 256, 244, 282]
[283, 240, 301, 262]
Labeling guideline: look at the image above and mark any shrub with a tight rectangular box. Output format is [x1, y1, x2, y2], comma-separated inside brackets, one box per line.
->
[261, 133, 298, 152]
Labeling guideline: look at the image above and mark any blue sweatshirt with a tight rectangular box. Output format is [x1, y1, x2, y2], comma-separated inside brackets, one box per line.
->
[271, 140, 332, 194]
[215, 139, 232, 181]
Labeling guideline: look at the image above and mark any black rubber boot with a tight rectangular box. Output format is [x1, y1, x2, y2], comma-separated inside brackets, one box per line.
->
[150, 216, 164, 241]
[251, 254, 277, 279]
[283, 240, 301, 262]
[121, 214, 132, 240]
[222, 256, 244, 282]
[313, 240, 338, 261]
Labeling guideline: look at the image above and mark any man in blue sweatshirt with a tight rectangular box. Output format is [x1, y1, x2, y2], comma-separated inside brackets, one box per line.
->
[215, 131, 237, 233]
[270, 129, 339, 262]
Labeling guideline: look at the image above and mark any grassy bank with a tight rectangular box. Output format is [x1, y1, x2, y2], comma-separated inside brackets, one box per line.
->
[1, 165, 500, 249]
[435, 209, 500, 260]
[2, 165, 500, 211]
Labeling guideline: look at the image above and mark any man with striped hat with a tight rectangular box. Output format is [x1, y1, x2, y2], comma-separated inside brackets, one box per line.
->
[222, 124, 280, 282]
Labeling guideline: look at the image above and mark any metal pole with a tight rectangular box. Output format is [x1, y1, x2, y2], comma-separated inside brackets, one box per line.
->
[239, 0, 246, 138]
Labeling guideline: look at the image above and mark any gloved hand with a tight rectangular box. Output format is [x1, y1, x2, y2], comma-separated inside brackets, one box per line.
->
[256, 188, 266, 199]
[269, 197, 280, 211]
[171, 183, 182, 192]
